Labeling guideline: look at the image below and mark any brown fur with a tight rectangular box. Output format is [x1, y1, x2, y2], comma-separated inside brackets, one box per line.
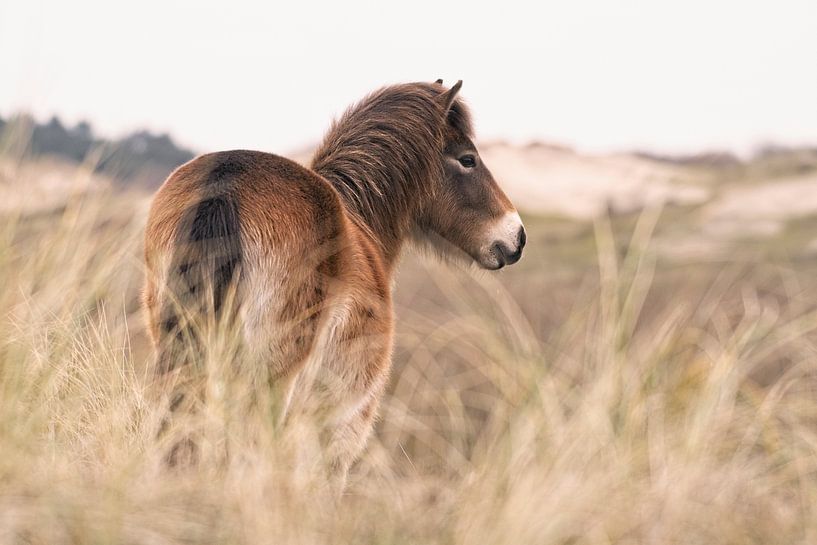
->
[143, 80, 523, 489]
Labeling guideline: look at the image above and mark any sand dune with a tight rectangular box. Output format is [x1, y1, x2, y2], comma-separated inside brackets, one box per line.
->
[702, 172, 817, 237]
[479, 141, 710, 218]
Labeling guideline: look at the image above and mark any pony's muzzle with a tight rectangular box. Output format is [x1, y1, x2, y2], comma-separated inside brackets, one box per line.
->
[490, 225, 526, 268]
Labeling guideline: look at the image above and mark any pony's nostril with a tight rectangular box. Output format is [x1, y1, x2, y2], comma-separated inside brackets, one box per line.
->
[505, 245, 522, 265]
[517, 227, 527, 251]
[492, 240, 522, 267]
[491, 242, 506, 268]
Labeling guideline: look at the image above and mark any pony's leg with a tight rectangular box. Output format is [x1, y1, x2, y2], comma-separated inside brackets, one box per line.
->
[324, 395, 380, 496]
[313, 293, 392, 497]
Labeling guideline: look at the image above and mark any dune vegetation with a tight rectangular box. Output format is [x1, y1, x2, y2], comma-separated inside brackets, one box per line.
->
[2, 143, 817, 544]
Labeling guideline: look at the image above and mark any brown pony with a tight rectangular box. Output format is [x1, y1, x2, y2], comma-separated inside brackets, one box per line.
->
[143, 80, 525, 488]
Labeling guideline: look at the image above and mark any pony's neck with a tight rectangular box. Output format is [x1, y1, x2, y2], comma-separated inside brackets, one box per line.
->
[312, 146, 441, 267]
[310, 86, 446, 267]
[312, 160, 415, 267]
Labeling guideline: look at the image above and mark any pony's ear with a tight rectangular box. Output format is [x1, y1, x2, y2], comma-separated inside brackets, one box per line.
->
[434, 78, 444, 85]
[436, 80, 463, 113]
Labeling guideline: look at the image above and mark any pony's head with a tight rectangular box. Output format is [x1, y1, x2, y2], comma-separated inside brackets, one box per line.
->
[414, 80, 526, 270]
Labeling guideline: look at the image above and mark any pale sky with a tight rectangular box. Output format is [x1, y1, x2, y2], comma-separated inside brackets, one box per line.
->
[1, 0, 816, 156]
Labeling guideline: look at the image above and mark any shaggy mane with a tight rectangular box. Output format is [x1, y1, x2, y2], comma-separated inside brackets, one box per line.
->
[311, 82, 473, 258]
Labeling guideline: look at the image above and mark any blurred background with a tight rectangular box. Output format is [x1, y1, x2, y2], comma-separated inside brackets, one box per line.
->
[3, 0, 817, 222]
[3, 1, 817, 543]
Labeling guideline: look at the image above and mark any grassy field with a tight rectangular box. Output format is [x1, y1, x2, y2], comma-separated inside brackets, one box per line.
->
[2, 149, 817, 544]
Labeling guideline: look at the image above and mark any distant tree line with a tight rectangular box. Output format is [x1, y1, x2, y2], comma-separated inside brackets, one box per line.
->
[0, 113, 196, 186]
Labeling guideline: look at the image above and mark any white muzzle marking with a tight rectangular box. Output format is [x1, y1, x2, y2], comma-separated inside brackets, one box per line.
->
[491, 211, 523, 248]
[479, 211, 525, 269]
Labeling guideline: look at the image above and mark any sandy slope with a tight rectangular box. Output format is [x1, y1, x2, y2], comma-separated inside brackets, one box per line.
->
[481, 142, 817, 255]
[702, 173, 817, 237]
[479, 141, 710, 218]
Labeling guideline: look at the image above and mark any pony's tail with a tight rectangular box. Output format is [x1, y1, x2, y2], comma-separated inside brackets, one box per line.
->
[155, 194, 243, 376]
[153, 193, 243, 466]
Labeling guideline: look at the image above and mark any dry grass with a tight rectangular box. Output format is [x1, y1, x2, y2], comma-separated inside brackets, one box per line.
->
[2, 156, 817, 544]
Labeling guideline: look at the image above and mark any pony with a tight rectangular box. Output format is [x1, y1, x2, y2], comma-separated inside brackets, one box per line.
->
[143, 79, 526, 489]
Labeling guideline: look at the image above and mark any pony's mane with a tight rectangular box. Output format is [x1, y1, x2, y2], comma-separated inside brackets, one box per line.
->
[311, 82, 473, 257]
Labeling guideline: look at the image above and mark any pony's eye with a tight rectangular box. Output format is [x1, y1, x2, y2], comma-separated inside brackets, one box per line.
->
[458, 154, 477, 168]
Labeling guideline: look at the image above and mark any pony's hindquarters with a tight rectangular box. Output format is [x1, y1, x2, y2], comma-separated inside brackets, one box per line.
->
[143, 149, 396, 488]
